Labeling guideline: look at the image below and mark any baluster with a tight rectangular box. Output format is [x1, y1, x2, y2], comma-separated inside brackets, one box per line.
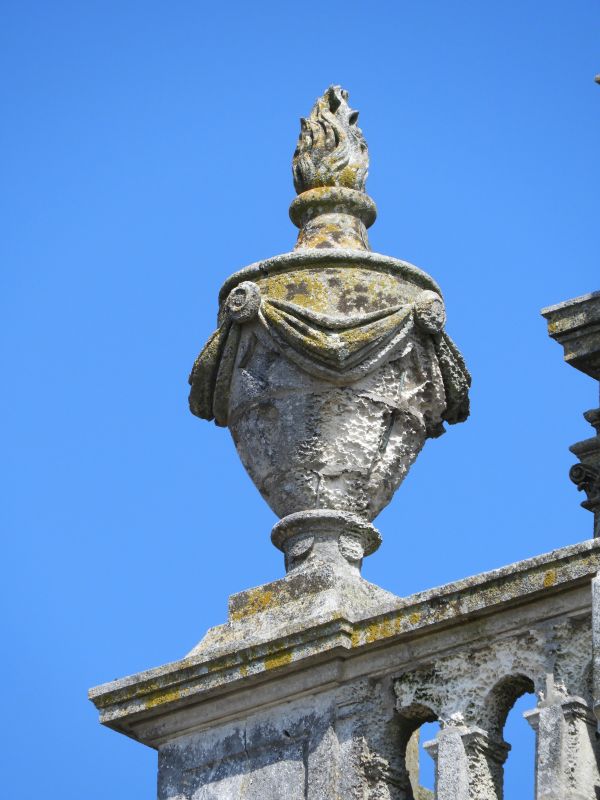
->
[423, 724, 508, 800]
[525, 693, 600, 799]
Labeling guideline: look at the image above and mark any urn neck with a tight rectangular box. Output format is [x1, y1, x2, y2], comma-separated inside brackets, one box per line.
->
[289, 187, 377, 251]
[271, 509, 381, 575]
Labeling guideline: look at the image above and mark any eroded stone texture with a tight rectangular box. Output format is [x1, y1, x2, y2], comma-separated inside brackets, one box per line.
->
[229, 318, 445, 519]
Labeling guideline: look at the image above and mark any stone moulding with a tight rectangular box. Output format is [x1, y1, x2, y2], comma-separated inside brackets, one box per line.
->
[88, 538, 600, 748]
[542, 290, 600, 380]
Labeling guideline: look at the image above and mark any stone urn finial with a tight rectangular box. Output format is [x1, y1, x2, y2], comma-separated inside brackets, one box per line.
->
[189, 86, 471, 575]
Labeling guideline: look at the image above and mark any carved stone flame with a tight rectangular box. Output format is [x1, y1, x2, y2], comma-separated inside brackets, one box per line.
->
[292, 85, 369, 194]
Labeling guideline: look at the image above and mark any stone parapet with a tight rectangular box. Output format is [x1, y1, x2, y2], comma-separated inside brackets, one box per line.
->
[90, 539, 600, 798]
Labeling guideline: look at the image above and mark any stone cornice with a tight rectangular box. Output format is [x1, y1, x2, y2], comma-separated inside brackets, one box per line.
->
[89, 538, 600, 747]
[542, 290, 600, 380]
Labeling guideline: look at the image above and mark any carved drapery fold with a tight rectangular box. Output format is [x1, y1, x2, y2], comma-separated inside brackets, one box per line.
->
[189, 282, 470, 428]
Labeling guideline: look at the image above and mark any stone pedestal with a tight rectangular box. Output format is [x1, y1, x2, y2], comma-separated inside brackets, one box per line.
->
[592, 574, 600, 724]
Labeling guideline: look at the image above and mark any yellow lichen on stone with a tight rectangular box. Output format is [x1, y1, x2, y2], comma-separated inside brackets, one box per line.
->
[145, 687, 182, 709]
[263, 271, 330, 313]
[231, 587, 275, 621]
[543, 569, 557, 588]
[339, 165, 360, 188]
[264, 650, 293, 671]
[351, 615, 407, 647]
[207, 655, 241, 673]
[363, 616, 399, 644]
[258, 266, 408, 320]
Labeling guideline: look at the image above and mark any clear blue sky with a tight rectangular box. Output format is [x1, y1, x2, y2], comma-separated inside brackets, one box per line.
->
[2, 1, 599, 797]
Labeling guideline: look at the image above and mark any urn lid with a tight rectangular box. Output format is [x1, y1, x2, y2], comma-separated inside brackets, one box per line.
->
[219, 86, 442, 307]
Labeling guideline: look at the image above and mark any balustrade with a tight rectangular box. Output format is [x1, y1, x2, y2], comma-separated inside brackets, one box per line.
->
[394, 621, 599, 799]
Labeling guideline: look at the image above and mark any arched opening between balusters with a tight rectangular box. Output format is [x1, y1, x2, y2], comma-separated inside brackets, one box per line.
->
[396, 702, 438, 800]
[415, 719, 440, 797]
[483, 673, 535, 799]
[503, 693, 536, 797]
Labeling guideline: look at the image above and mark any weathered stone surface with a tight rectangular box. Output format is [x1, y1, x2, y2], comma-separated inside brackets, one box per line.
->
[188, 87, 470, 564]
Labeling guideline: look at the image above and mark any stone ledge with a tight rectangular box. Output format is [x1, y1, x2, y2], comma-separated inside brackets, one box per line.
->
[542, 290, 600, 380]
[89, 538, 600, 744]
